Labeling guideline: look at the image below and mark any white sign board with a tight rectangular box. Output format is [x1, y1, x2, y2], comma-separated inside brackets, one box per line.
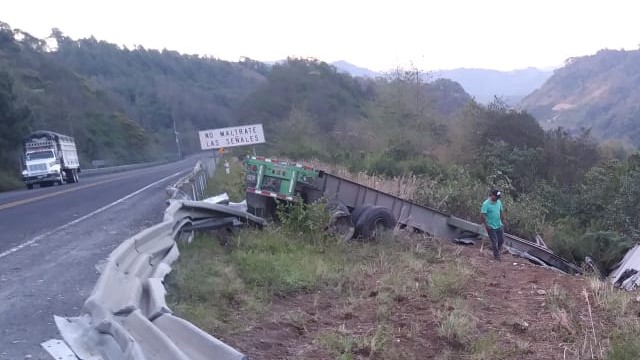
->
[199, 124, 265, 150]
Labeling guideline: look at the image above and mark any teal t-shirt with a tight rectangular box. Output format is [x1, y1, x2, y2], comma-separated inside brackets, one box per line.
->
[481, 198, 503, 229]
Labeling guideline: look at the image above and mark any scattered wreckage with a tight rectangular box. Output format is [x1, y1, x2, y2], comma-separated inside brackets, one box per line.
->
[175, 156, 582, 276]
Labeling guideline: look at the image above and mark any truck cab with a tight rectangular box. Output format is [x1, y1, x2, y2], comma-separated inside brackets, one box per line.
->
[243, 156, 323, 218]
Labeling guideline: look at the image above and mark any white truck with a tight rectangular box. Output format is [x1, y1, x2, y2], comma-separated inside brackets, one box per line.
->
[22, 131, 80, 189]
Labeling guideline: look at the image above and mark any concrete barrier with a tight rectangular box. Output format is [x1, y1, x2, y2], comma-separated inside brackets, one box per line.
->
[47, 156, 248, 360]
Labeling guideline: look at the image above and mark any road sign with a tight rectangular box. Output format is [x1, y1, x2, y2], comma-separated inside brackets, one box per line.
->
[198, 124, 265, 150]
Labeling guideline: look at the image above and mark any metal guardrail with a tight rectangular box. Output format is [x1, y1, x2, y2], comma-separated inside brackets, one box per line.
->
[47, 157, 248, 360]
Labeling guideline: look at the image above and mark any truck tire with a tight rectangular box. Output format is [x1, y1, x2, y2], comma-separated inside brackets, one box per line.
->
[65, 169, 78, 183]
[69, 169, 78, 183]
[54, 172, 64, 186]
[354, 206, 396, 240]
[350, 205, 372, 227]
[325, 199, 355, 242]
[27, 184, 33, 190]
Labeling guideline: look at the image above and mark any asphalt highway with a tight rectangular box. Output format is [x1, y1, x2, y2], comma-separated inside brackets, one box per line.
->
[0, 157, 200, 359]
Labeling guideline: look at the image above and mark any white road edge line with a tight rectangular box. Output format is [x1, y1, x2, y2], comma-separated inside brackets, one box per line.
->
[0, 171, 184, 260]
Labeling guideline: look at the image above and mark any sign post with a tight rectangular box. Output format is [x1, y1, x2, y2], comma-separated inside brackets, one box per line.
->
[198, 124, 265, 150]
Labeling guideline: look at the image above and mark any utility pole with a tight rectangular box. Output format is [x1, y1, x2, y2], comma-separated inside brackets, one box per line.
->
[416, 67, 420, 116]
[173, 120, 182, 159]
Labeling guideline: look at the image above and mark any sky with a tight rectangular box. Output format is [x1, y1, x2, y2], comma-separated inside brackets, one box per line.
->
[2, 0, 639, 72]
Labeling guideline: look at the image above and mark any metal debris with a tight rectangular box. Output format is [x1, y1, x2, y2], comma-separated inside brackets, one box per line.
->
[610, 245, 640, 291]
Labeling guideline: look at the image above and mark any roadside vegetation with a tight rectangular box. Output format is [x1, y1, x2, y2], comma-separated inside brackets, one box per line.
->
[167, 162, 640, 359]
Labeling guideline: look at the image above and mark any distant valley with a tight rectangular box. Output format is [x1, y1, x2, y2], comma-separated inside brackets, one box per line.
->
[331, 60, 554, 104]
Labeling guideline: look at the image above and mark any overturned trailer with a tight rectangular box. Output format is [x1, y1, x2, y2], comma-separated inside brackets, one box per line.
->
[240, 156, 581, 275]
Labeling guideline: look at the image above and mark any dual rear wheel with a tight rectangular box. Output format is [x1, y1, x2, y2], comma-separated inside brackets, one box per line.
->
[64, 169, 79, 184]
[326, 201, 396, 241]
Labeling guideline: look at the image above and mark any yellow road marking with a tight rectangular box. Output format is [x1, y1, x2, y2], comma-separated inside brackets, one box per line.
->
[0, 178, 121, 211]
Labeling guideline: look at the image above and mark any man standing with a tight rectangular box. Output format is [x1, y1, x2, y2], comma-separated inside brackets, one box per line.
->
[481, 189, 508, 261]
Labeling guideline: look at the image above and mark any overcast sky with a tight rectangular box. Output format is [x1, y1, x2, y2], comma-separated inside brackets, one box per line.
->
[3, 0, 638, 72]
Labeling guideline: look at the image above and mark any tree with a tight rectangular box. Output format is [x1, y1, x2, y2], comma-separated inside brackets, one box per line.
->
[543, 128, 600, 186]
[0, 70, 31, 187]
[483, 100, 544, 149]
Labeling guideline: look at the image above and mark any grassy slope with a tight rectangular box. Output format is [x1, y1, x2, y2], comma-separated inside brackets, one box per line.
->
[166, 158, 640, 360]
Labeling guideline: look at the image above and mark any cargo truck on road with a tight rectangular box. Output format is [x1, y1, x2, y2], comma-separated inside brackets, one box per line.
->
[22, 131, 80, 189]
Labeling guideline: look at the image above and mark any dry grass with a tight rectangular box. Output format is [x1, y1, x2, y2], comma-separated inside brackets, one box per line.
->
[428, 261, 474, 299]
[169, 229, 640, 359]
[588, 276, 633, 318]
[282, 157, 422, 200]
[535, 278, 640, 360]
[436, 299, 477, 347]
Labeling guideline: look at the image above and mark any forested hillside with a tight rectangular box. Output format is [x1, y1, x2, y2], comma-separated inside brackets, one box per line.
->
[49, 29, 268, 154]
[522, 49, 640, 147]
[0, 21, 265, 190]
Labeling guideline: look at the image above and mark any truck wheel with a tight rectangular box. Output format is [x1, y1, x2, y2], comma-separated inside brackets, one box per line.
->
[65, 169, 78, 183]
[350, 204, 372, 238]
[54, 172, 64, 185]
[27, 184, 33, 190]
[325, 199, 355, 241]
[355, 206, 396, 240]
[68, 169, 78, 183]
[350, 205, 372, 231]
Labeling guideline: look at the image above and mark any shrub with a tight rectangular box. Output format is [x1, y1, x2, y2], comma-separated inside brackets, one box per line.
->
[414, 165, 486, 221]
[547, 223, 632, 273]
[0, 170, 23, 191]
[276, 199, 331, 242]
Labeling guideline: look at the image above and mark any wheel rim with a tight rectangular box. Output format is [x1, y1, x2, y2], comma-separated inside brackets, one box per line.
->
[329, 214, 355, 242]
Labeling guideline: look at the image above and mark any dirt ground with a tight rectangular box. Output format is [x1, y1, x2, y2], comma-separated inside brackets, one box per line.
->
[218, 237, 626, 360]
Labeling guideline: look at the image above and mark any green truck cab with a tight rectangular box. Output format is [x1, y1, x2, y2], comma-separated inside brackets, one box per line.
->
[243, 156, 324, 217]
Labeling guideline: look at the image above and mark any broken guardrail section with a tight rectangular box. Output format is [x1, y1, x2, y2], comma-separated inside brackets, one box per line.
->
[46, 157, 253, 360]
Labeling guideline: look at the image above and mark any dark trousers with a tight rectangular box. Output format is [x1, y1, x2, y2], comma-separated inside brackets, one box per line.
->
[487, 227, 504, 259]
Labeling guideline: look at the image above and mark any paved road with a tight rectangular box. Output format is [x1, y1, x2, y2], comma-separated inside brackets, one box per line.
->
[0, 158, 199, 360]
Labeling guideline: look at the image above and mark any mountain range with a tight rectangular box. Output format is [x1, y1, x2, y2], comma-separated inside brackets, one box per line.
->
[331, 61, 554, 104]
[334, 53, 640, 147]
